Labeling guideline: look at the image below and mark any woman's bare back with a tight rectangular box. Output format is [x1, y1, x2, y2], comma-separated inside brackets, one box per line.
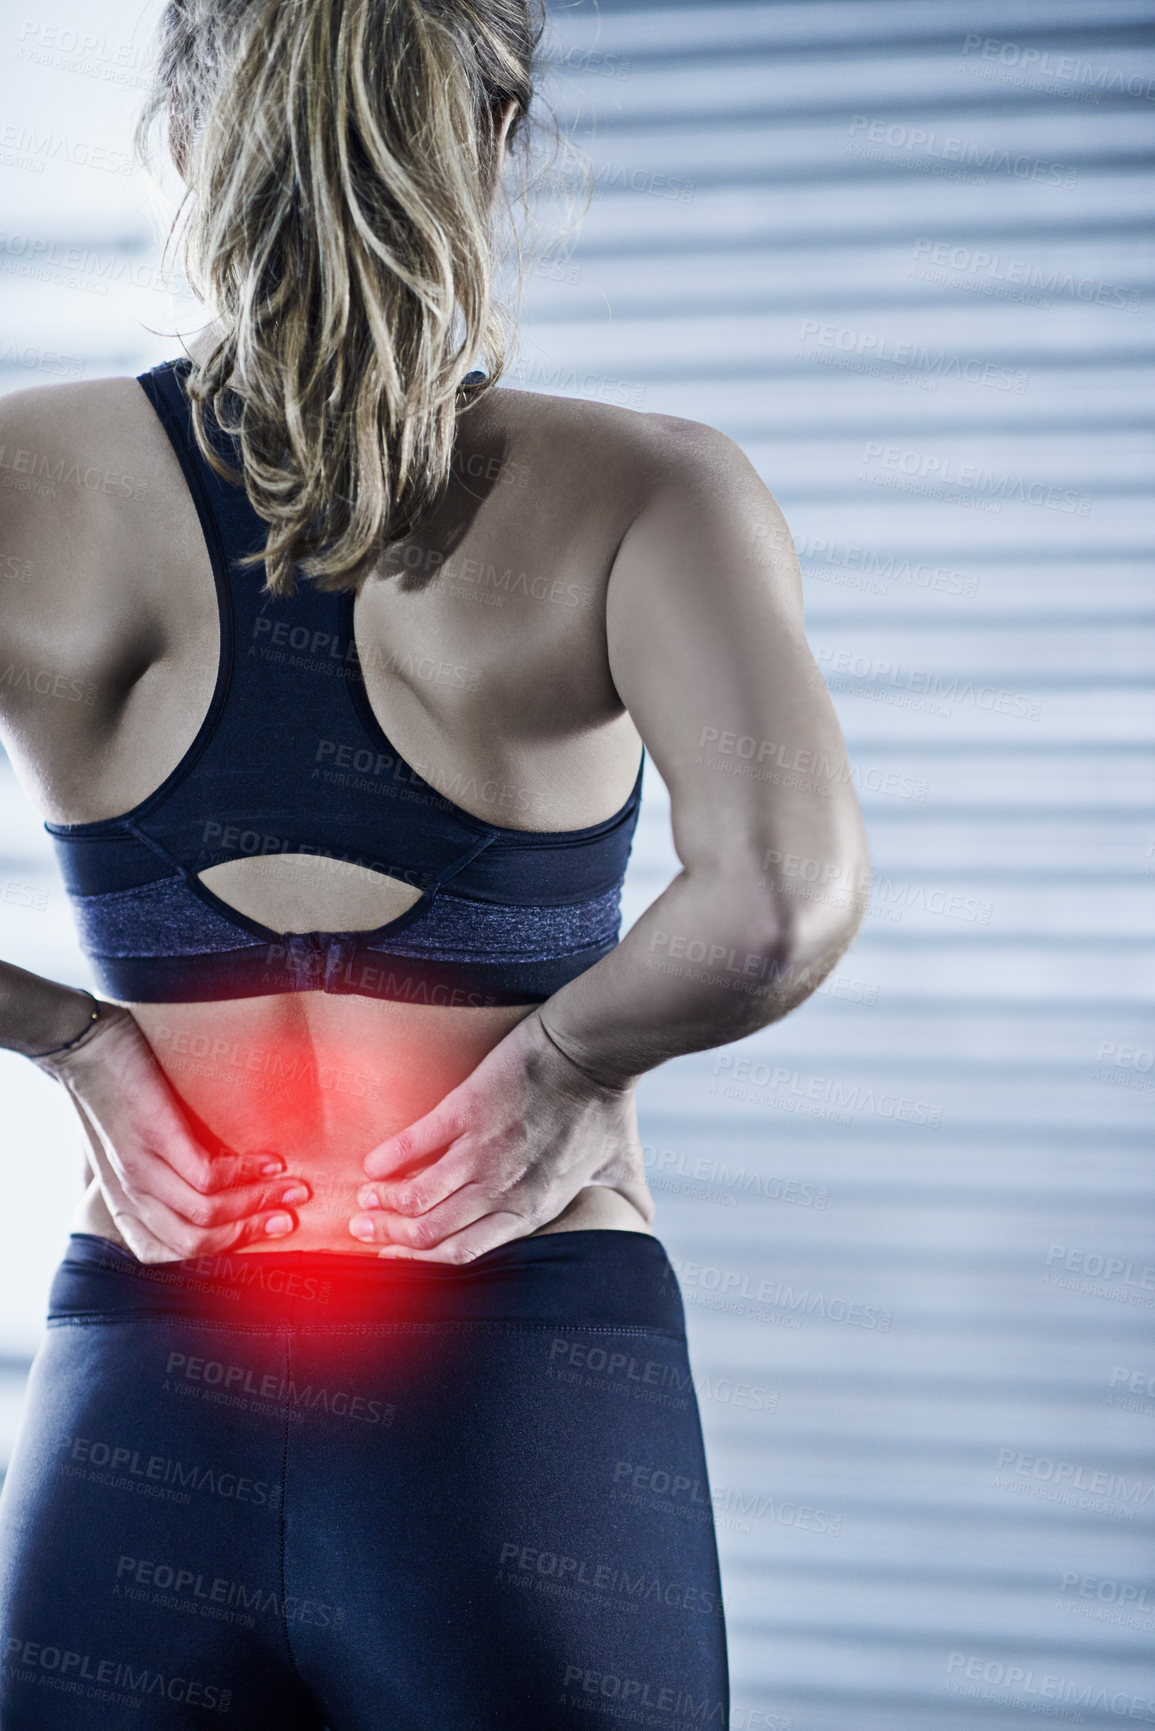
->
[0, 350, 662, 1251]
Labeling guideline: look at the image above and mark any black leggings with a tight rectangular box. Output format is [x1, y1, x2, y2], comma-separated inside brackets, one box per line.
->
[0, 1231, 728, 1728]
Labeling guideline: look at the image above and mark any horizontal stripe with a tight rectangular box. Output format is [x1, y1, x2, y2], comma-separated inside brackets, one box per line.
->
[69, 877, 264, 959]
[373, 884, 623, 964]
[66, 876, 624, 973]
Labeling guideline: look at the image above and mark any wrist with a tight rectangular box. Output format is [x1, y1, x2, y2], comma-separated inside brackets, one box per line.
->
[27, 995, 117, 1076]
[532, 1009, 635, 1097]
[11, 987, 98, 1062]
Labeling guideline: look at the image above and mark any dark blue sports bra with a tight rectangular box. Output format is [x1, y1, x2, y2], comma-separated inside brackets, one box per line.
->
[46, 358, 644, 1008]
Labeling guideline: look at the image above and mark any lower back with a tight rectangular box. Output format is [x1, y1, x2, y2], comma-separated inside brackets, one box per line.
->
[71, 993, 650, 1254]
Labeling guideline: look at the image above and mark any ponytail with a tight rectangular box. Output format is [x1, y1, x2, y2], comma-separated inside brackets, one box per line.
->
[135, 0, 542, 596]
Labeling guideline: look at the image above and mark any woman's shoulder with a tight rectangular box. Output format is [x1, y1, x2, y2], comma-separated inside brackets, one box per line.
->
[475, 382, 762, 555]
[477, 382, 786, 571]
[0, 373, 191, 684]
[0, 368, 750, 528]
[486, 380, 748, 478]
[0, 370, 147, 447]
[0, 372, 165, 535]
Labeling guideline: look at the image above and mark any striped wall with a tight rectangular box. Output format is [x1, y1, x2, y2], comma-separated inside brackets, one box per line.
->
[0, 1, 1152, 1724]
[523, 3, 1155, 1726]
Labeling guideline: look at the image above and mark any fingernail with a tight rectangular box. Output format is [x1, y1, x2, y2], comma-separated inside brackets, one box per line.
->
[265, 1213, 293, 1237]
[357, 1188, 381, 1210]
[261, 1160, 284, 1176]
[281, 1185, 309, 1205]
[349, 1215, 376, 1241]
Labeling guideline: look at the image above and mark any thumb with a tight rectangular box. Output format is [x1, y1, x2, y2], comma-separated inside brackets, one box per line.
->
[362, 1100, 464, 1181]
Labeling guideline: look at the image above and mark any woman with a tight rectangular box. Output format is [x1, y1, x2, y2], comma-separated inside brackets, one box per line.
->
[0, 0, 867, 1724]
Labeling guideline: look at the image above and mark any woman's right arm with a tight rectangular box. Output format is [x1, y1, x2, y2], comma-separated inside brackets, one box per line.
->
[0, 386, 306, 1261]
[0, 961, 308, 1259]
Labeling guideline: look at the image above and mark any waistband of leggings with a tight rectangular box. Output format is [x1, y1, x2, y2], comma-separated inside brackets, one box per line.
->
[48, 1231, 686, 1335]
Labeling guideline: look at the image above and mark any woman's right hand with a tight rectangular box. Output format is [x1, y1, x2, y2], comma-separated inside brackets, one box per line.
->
[32, 1001, 310, 1263]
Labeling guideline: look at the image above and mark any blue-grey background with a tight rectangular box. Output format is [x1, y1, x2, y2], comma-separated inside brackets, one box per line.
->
[1, 1, 1153, 1725]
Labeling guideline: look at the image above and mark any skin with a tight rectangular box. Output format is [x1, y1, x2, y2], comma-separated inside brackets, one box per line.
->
[0, 122, 869, 1268]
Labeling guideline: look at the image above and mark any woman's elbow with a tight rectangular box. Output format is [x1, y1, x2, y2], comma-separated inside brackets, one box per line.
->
[749, 831, 871, 977]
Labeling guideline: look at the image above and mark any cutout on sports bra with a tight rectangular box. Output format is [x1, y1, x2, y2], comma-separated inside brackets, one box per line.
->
[198, 856, 423, 934]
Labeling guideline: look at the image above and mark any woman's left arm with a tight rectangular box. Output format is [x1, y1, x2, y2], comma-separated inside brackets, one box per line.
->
[353, 416, 870, 1260]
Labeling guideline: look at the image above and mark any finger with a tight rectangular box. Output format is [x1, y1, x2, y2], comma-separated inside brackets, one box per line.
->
[125, 1188, 302, 1259]
[374, 1211, 531, 1265]
[217, 1209, 307, 1252]
[119, 1156, 311, 1230]
[355, 1146, 473, 1218]
[77, 1094, 304, 1257]
[200, 1151, 288, 1190]
[349, 1182, 495, 1251]
[113, 1086, 277, 1198]
[146, 1139, 293, 1199]
[362, 1107, 463, 1182]
[103, 1087, 225, 1195]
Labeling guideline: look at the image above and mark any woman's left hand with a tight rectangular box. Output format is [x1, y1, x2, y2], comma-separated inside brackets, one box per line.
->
[351, 1009, 652, 1261]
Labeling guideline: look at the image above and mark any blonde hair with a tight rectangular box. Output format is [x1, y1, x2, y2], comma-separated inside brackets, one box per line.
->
[135, 0, 544, 596]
